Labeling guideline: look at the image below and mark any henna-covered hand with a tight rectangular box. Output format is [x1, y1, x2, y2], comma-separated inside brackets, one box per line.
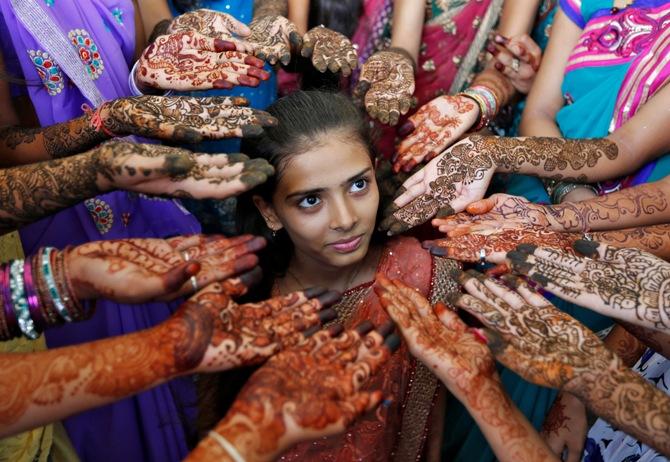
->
[375, 275, 559, 462]
[541, 392, 588, 462]
[381, 136, 618, 235]
[136, 30, 270, 91]
[354, 49, 415, 126]
[66, 234, 265, 302]
[247, 15, 302, 65]
[425, 228, 579, 264]
[187, 322, 397, 462]
[167, 9, 254, 53]
[488, 34, 542, 95]
[300, 26, 358, 77]
[394, 95, 479, 173]
[507, 240, 670, 332]
[452, 270, 670, 457]
[99, 96, 277, 142]
[94, 142, 275, 199]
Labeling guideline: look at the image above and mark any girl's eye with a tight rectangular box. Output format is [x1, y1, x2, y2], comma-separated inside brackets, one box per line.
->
[297, 195, 321, 209]
[350, 178, 368, 193]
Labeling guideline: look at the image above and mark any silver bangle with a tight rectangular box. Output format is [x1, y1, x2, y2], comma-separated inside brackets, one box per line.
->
[207, 431, 246, 462]
[551, 182, 598, 204]
[127, 60, 174, 97]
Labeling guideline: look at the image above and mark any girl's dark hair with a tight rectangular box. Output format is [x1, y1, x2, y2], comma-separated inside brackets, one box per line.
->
[237, 90, 374, 298]
[171, 0, 200, 14]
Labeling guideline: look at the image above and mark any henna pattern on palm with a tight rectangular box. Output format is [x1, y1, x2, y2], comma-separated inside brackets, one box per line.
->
[301, 26, 358, 77]
[381, 136, 618, 235]
[425, 228, 579, 264]
[375, 276, 557, 461]
[66, 234, 266, 302]
[507, 240, 670, 331]
[394, 95, 478, 173]
[100, 96, 277, 142]
[137, 31, 270, 91]
[167, 9, 252, 52]
[247, 15, 301, 65]
[354, 50, 415, 126]
[187, 323, 396, 462]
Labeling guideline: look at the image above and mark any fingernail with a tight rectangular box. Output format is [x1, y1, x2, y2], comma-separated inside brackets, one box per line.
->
[494, 62, 505, 72]
[304, 287, 326, 298]
[247, 66, 268, 79]
[573, 239, 599, 256]
[529, 273, 550, 286]
[233, 254, 258, 272]
[318, 308, 338, 323]
[259, 115, 278, 126]
[355, 320, 375, 335]
[506, 250, 529, 263]
[515, 243, 537, 254]
[317, 290, 341, 306]
[384, 333, 401, 352]
[494, 34, 509, 44]
[241, 124, 264, 137]
[397, 121, 414, 137]
[486, 43, 499, 56]
[239, 266, 263, 287]
[436, 205, 455, 219]
[303, 324, 321, 338]
[377, 320, 395, 338]
[328, 322, 344, 337]
[501, 274, 521, 288]
[214, 39, 236, 52]
[238, 75, 260, 87]
[430, 246, 449, 257]
[226, 153, 249, 163]
[421, 240, 435, 249]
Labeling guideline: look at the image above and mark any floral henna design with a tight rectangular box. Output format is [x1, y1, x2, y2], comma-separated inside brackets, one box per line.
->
[355, 49, 415, 126]
[301, 26, 358, 77]
[425, 228, 579, 264]
[99, 96, 277, 142]
[167, 9, 251, 51]
[247, 15, 301, 65]
[381, 136, 619, 235]
[394, 95, 478, 173]
[507, 240, 670, 331]
[187, 323, 397, 462]
[137, 31, 270, 91]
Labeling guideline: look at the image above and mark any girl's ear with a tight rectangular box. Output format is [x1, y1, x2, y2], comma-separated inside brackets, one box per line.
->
[252, 195, 283, 232]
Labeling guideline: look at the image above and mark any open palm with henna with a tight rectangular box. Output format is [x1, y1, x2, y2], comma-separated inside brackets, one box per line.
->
[355, 49, 415, 126]
[98, 96, 277, 142]
[247, 15, 302, 65]
[425, 228, 579, 264]
[65, 234, 266, 302]
[167, 9, 253, 53]
[137, 30, 270, 91]
[301, 26, 358, 77]
[187, 322, 397, 462]
[394, 95, 479, 173]
[507, 240, 670, 332]
[451, 270, 621, 391]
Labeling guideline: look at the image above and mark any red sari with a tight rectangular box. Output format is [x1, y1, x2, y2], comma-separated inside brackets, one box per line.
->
[278, 237, 460, 461]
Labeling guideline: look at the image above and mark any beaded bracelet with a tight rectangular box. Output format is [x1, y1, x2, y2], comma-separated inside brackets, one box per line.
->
[10, 259, 39, 339]
[3, 262, 18, 337]
[42, 247, 73, 322]
[24, 258, 44, 331]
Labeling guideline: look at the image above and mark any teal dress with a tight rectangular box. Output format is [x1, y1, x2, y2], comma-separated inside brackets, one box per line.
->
[169, 0, 278, 234]
[446, 0, 670, 460]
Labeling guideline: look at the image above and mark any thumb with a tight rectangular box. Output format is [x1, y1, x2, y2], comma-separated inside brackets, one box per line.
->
[465, 197, 496, 215]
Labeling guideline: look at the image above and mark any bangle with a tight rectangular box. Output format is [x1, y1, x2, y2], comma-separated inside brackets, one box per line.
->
[23, 258, 44, 331]
[469, 85, 499, 116]
[0, 268, 10, 340]
[3, 263, 18, 337]
[42, 247, 73, 322]
[127, 60, 174, 97]
[10, 259, 39, 339]
[58, 247, 88, 320]
[207, 431, 246, 462]
[551, 182, 599, 204]
[34, 250, 60, 325]
[457, 91, 489, 131]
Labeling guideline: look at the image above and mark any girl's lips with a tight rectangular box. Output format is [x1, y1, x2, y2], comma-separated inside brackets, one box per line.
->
[329, 235, 364, 253]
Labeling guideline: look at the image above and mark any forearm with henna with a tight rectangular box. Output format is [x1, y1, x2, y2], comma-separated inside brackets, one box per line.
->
[592, 225, 670, 260]
[569, 366, 670, 456]
[621, 322, 670, 358]
[0, 115, 107, 166]
[602, 324, 645, 368]
[253, 0, 287, 19]
[0, 297, 214, 437]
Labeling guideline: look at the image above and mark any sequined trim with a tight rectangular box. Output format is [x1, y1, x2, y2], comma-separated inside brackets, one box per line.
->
[28, 49, 64, 96]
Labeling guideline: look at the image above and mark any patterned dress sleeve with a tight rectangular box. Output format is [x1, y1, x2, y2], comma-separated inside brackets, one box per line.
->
[559, 0, 586, 28]
[429, 255, 461, 304]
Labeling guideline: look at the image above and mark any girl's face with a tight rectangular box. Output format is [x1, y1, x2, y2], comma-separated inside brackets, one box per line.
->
[261, 133, 379, 270]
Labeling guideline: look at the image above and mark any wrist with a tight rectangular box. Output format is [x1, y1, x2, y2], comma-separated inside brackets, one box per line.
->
[385, 46, 416, 72]
[213, 423, 273, 462]
[63, 248, 94, 301]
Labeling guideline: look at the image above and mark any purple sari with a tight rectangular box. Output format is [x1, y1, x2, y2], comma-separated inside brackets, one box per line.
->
[0, 2, 201, 460]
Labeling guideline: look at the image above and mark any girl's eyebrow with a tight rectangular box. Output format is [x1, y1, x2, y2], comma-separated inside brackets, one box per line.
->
[284, 168, 372, 201]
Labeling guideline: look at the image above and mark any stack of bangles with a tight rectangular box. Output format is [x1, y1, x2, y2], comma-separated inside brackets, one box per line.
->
[457, 85, 499, 131]
[0, 247, 91, 341]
